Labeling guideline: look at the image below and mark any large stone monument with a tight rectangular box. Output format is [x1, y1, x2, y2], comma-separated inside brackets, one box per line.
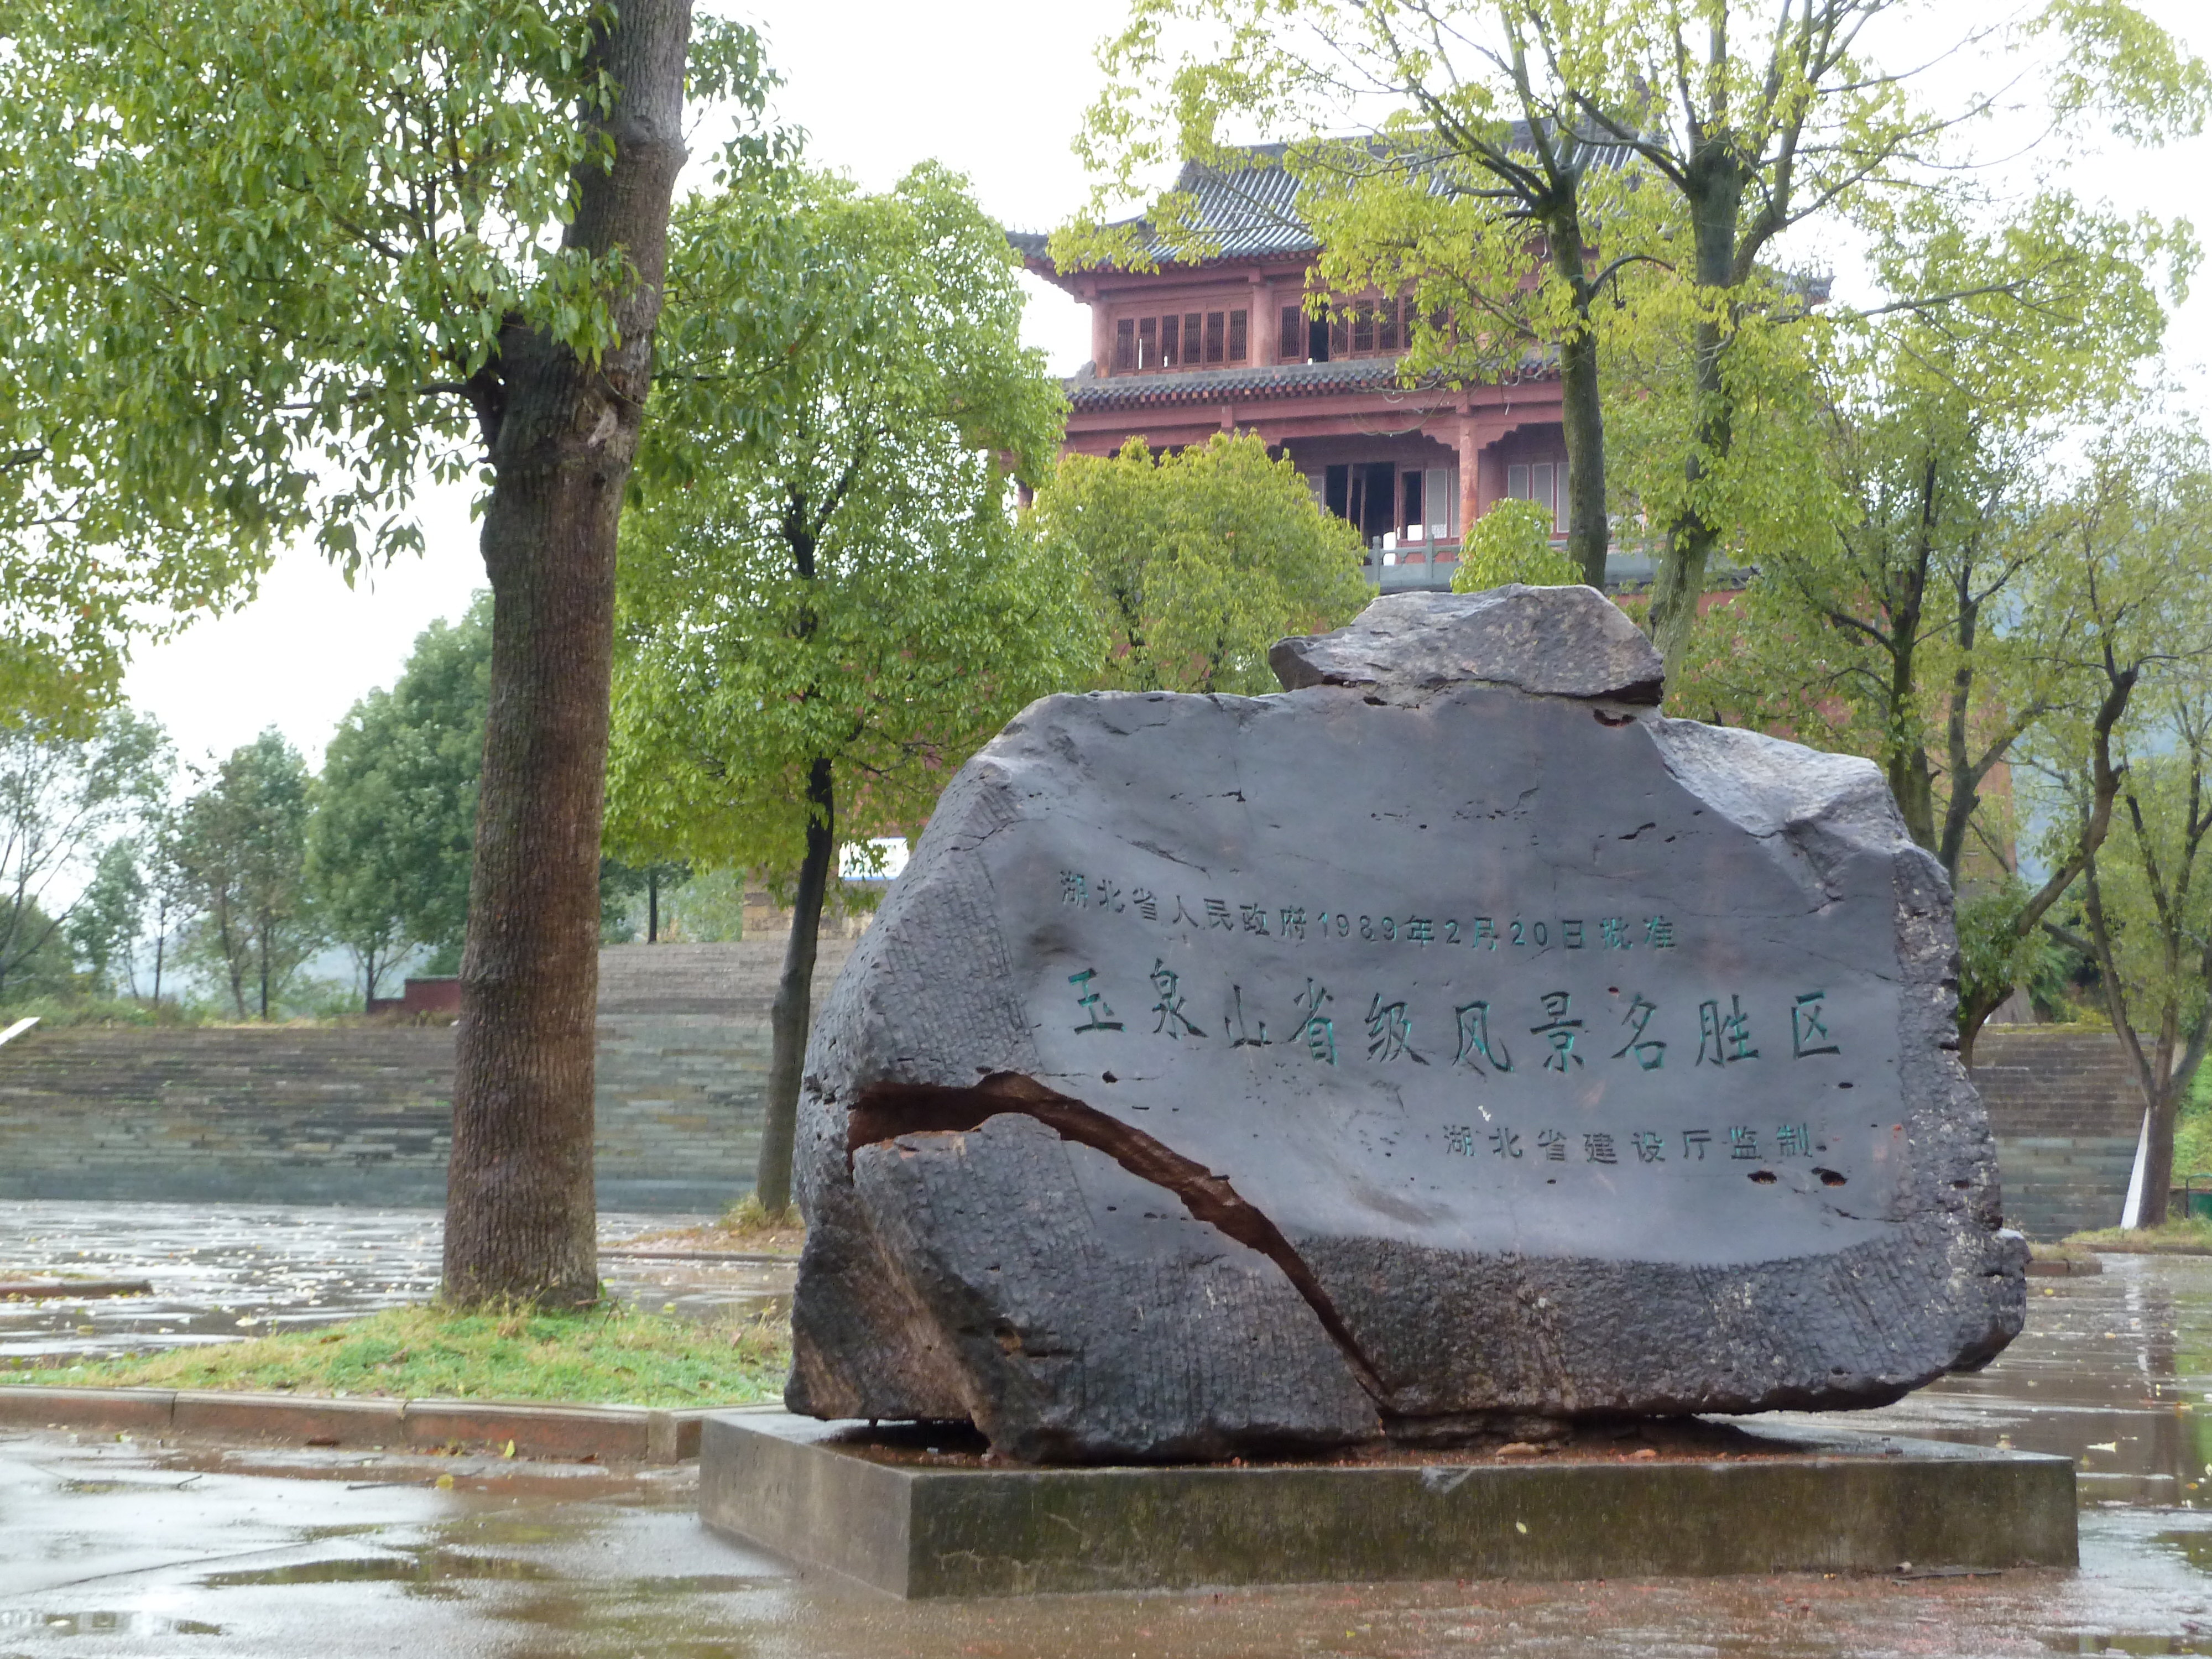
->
[784, 586, 2026, 1463]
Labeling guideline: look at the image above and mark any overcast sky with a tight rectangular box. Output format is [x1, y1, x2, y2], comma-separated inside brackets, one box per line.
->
[119, 0, 2212, 773]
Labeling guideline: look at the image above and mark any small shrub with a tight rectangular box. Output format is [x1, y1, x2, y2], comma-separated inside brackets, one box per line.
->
[1451, 498, 1582, 592]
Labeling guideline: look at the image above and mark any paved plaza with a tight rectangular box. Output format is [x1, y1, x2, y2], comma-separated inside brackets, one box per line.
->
[4, 1239, 2212, 1653]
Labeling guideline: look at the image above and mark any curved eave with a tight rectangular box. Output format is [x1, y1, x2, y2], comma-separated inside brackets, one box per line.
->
[1066, 360, 1557, 413]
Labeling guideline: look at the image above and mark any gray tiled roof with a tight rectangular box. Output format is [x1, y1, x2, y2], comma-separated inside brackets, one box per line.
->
[1140, 147, 1316, 260]
[1066, 356, 1454, 411]
[1040, 128, 1631, 271]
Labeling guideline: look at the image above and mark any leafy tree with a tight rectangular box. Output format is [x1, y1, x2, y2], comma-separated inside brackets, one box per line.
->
[1033, 432, 1366, 695]
[2034, 645, 2212, 1228]
[1449, 498, 1579, 592]
[174, 731, 320, 1020]
[133, 809, 200, 1010]
[0, 711, 169, 1002]
[311, 600, 491, 1002]
[2006, 425, 2212, 1110]
[612, 162, 1095, 1214]
[596, 856, 691, 943]
[0, 3, 778, 1301]
[1670, 196, 2185, 1057]
[1077, 0, 2209, 675]
[69, 839, 149, 998]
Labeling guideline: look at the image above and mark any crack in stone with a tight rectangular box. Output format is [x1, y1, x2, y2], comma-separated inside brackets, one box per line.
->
[846, 1072, 1388, 1402]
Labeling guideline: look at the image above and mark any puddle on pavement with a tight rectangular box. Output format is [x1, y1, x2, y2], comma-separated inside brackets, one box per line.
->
[1756, 1254, 2212, 1510]
[201, 1549, 557, 1587]
[2040, 1637, 2212, 1655]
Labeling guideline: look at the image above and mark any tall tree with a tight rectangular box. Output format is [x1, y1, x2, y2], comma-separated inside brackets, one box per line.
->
[1670, 194, 2186, 1059]
[0, 5, 775, 1302]
[1079, 0, 2209, 673]
[69, 839, 148, 998]
[175, 731, 320, 1020]
[142, 811, 198, 1010]
[2028, 487, 2212, 1226]
[1032, 432, 1368, 695]
[311, 599, 491, 1003]
[614, 163, 1095, 1214]
[0, 711, 169, 1003]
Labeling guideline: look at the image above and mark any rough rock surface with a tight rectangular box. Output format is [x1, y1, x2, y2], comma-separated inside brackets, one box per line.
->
[1269, 584, 1666, 704]
[786, 587, 2026, 1463]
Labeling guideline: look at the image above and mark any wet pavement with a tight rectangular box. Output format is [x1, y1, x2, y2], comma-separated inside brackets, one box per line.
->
[0, 1203, 794, 1364]
[9, 1247, 2212, 1653]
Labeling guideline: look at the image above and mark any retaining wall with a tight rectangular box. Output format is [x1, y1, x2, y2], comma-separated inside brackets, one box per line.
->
[1971, 1025, 2143, 1241]
[0, 978, 2149, 1230]
[0, 941, 849, 1212]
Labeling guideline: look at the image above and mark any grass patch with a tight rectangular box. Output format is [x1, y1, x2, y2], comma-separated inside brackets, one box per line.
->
[622, 1193, 804, 1256]
[2029, 1240, 2100, 1265]
[2062, 1218, 2212, 1255]
[0, 1302, 790, 1407]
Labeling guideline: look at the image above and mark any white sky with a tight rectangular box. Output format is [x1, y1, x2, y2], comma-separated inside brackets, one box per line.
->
[119, 0, 2212, 772]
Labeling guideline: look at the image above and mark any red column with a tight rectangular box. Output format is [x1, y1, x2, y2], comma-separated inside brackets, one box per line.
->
[1457, 417, 1481, 541]
[1088, 286, 1113, 378]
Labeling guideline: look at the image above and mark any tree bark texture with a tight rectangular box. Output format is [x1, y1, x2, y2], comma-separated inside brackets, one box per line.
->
[1557, 321, 1608, 588]
[444, 1, 692, 1307]
[1536, 194, 1609, 589]
[756, 756, 834, 1217]
[1648, 150, 1747, 681]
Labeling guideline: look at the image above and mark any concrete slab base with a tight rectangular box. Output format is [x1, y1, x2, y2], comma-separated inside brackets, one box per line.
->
[700, 1412, 2077, 1598]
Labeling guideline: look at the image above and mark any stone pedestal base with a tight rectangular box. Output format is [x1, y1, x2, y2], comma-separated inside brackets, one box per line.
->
[699, 1411, 2076, 1599]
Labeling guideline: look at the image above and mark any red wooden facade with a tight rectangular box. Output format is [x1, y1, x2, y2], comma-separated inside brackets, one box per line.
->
[1016, 156, 1569, 592]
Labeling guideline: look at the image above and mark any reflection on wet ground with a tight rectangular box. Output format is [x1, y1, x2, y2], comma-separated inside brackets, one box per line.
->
[0, 1202, 794, 1363]
[1766, 1253, 2212, 1510]
[12, 1248, 2212, 1653]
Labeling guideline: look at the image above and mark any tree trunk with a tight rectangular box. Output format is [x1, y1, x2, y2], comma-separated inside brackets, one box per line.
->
[1538, 197, 1608, 589]
[755, 757, 834, 1217]
[1557, 319, 1608, 588]
[2144, 1077, 2177, 1228]
[1647, 156, 1745, 681]
[444, 0, 692, 1308]
[648, 869, 659, 943]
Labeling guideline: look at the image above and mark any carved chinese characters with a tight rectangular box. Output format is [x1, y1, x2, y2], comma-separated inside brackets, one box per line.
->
[786, 586, 2027, 1463]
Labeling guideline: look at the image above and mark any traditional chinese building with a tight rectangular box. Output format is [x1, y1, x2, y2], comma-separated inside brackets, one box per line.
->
[1014, 149, 1574, 593]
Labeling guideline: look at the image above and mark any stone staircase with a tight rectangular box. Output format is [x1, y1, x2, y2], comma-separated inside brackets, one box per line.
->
[1971, 1025, 2144, 1241]
[0, 941, 860, 1212]
[596, 938, 854, 1017]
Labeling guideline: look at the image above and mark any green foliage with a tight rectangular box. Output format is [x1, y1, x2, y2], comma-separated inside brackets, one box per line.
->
[1955, 883, 2051, 1034]
[67, 840, 148, 998]
[2177, 1067, 2212, 1185]
[310, 597, 489, 998]
[1068, 0, 2210, 676]
[654, 865, 749, 943]
[1662, 194, 2190, 1027]
[0, 709, 169, 1001]
[174, 729, 321, 1020]
[609, 163, 1095, 876]
[1034, 433, 1368, 695]
[0, 991, 204, 1027]
[0, 6, 775, 719]
[6, 1301, 789, 1408]
[596, 857, 691, 945]
[1450, 499, 1580, 593]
